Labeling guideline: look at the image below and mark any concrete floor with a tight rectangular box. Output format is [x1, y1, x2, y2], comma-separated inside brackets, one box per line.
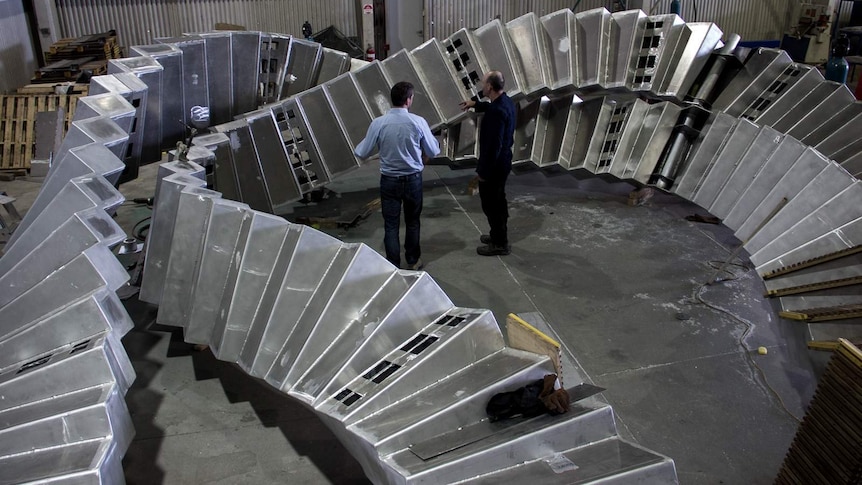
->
[1, 157, 819, 484]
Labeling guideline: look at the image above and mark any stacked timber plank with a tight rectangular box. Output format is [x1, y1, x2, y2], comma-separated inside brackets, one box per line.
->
[776, 339, 862, 483]
[0, 94, 81, 170]
[35, 31, 122, 84]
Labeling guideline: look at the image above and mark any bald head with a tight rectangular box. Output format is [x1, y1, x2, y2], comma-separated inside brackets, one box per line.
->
[484, 71, 505, 93]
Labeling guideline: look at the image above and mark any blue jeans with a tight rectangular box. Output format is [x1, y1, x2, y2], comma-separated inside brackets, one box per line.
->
[380, 172, 423, 267]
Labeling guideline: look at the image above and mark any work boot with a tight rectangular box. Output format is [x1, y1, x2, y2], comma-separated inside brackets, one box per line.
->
[477, 243, 510, 256]
[480, 234, 491, 244]
[407, 259, 425, 271]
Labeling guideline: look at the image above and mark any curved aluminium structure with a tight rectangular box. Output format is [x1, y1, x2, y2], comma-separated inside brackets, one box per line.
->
[1, 7, 861, 484]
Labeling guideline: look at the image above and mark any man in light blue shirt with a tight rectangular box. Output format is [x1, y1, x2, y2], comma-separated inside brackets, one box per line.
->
[355, 81, 440, 270]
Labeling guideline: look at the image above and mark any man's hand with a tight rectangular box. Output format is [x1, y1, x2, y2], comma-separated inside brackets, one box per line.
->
[459, 100, 476, 111]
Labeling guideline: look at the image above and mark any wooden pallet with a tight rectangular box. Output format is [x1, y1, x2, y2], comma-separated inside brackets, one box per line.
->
[0, 94, 81, 170]
[16, 83, 89, 96]
[777, 339, 862, 483]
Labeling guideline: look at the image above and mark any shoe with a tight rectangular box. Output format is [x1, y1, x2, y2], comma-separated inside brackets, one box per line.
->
[480, 234, 491, 244]
[477, 244, 511, 256]
[407, 259, 425, 270]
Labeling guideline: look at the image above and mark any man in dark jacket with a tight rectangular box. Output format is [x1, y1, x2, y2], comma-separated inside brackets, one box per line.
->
[460, 71, 517, 256]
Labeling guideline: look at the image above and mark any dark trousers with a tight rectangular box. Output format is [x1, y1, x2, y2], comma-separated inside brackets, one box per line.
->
[380, 172, 423, 267]
[479, 174, 509, 246]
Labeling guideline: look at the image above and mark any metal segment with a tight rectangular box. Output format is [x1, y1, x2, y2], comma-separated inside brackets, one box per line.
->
[540, 9, 579, 91]
[504, 13, 551, 97]
[13, 8, 862, 483]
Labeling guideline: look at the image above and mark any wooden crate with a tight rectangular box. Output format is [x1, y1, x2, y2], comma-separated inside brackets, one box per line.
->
[0, 94, 81, 170]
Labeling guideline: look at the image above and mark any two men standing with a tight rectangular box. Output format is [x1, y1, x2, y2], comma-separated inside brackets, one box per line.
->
[355, 71, 516, 269]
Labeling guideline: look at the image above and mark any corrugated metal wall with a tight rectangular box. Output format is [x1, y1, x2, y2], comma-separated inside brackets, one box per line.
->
[424, 0, 803, 42]
[54, 0, 357, 48]
[0, 0, 38, 94]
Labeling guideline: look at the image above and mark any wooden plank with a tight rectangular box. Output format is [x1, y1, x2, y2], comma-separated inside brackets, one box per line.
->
[0, 93, 84, 169]
[505, 313, 563, 385]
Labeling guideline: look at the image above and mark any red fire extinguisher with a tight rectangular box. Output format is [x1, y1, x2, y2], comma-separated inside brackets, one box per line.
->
[365, 45, 376, 62]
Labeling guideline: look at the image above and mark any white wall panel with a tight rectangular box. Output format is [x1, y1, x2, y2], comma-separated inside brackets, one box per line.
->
[55, 0, 357, 48]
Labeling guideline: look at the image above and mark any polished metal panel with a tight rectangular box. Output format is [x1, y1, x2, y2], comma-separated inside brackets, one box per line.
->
[287, 271, 418, 402]
[801, 101, 862, 147]
[712, 48, 792, 116]
[410, 38, 470, 126]
[264, 243, 396, 391]
[0, 175, 123, 273]
[752, 64, 823, 126]
[0, 208, 123, 307]
[690, 118, 759, 210]
[787, 87, 857, 151]
[771, 81, 849, 134]
[157, 36, 211, 130]
[600, 98, 651, 178]
[558, 96, 612, 174]
[230, 31, 262, 115]
[814, 99, 862, 161]
[756, 217, 862, 276]
[213, 119, 272, 212]
[294, 86, 360, 179]
[107, 55, 165, 165]
[284, 38, 323, 97]
[587, 98, 643, 178]
[87, 73, 149, 176]
[627, 14, 686, 96]
[735, 148, 830, 244]
[313, 273, 454, 406]
[671, 112, 738, 200]
[275, 99, 330, 195]
[840, 151, 862, 177]
[709, 126, 784, 220]
[208, 213, 290, 362]
[656, 22, 723, 99]
[156, 185, 222, 328]
[318, 47, 351, 84]
[351, 61, 393, 118]
[474, 19, 526, 99]
[382, 406, 617, 483]
[606, 10, 647, 89]
[442, 29, 489, 101]
[0, 248, 127, 342]
[723, 136, 808, 231]
[460, 437, 674, 484]
[505, 13, 551, 96]
[193, 132, 238, 201]
[575, 8, 612, 89]
[259, 33, 292, 104]
[138, 169, 206, 305]
[381, 49, 445, 129]
[255, 104, 309, 201]
[745, 162, 856, 260]
[198, 32, 234, 125]
[348, 348, 552, 454]
[540, 9, 579, 91]
[237, 226, 342, 375]
[751, 181, 862, 268]
[55, 116, 129, 168]
[512, 98, 543, 167]
[130, 43, 186, 146]
[315, 309, 504, 423]
[619, 101, 682, 184]
[9, 142, 124, 252]
[185, 200, 252, 344]
[74, 93, 138, 137]
[0, 289, 131, 373]
[532, 94, 576, 169]
[322, 74, 374, 149]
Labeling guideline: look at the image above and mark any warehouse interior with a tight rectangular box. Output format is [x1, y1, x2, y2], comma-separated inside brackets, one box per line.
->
[1, 0, 862, 484]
